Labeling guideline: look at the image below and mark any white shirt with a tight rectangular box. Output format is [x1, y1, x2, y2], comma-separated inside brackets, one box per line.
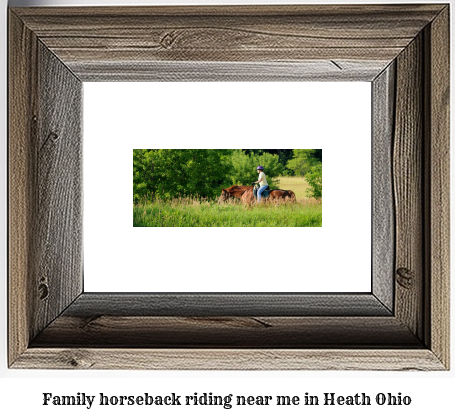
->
[258, 172, 268, 187]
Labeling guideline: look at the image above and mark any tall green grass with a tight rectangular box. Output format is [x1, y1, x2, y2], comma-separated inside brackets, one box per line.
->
[133, 197, 322, 227]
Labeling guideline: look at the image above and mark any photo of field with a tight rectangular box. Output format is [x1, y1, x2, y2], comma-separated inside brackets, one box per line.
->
[133, 149, 322, 227]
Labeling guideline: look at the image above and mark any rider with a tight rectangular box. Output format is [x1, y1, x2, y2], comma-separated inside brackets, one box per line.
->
[252, 166, 268, 203]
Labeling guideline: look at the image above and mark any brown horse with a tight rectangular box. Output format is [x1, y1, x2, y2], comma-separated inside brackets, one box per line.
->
[218, 185, 252, 202]
[241, 188, 296, 204]
[241, 188, 255, 204]
[270, 189, 296, 202]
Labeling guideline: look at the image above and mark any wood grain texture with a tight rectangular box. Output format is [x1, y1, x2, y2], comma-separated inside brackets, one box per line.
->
[8, 4, 450, 370]
[393, 34, 424, 340]
[31, 315, 420, 349]
[425, 6, 450, 369]
[66, 293, 391, 317]
[73, 60, 387, 82]
[9, 14, 84, 366]
[33, 43, 83, 339]
[8, 10, 38, 366]
[372, 63, 395, 312]
[11, 5, 444, 77]
[13, 349, 445, 371]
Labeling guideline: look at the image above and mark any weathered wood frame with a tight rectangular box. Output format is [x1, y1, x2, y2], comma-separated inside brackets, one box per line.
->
[8, 5, 449, 370]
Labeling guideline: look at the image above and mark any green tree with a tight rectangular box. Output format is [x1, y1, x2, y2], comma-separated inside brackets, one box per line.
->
[305, 162, 322, 199]
[133, 149, 233, 202]
[286, 149, 322, 177]
[133, 149, 156, 202]
[230, 150, 284, 188]
[242, 149, 294, 166]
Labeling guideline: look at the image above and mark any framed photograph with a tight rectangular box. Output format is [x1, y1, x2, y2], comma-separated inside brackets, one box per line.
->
[9, 4, 449, 370]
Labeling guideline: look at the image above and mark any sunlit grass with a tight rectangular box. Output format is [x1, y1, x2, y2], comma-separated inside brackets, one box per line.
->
[276, 176, 311, 200]
[133, 196, 322, 227]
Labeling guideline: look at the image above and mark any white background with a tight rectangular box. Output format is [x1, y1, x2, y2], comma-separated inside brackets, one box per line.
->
[1, 0, 454, 414]
[84, 82, 371, 292]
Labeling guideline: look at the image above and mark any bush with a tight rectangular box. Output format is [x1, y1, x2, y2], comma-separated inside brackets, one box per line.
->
[287, 149, 321, 177]
[230, 150, 284, 188]
[133, 149, 233, 203]
[305, 163, 322, 199]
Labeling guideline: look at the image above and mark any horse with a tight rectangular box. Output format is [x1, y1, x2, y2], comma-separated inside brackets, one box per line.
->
[241, 188, 296, 205]
[218, 185, 252, 203]
[269, 189, 296, 202]
[241, 187, 255, 204]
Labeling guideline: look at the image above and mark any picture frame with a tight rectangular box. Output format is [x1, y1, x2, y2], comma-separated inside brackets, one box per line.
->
[8, 4, 449, 370]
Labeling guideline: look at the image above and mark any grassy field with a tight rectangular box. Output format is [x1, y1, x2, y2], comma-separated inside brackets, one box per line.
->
[275, 176, 311, 200]
[133, 176, 321, 227]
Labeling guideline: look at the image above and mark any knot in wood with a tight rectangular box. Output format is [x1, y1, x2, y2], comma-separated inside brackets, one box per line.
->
[60, 350, 94, 369]
[48, 132, 59, 142]
[38, 282, 49, 300]
[160, 31, 179, 49]
[396, 267, 414, 289]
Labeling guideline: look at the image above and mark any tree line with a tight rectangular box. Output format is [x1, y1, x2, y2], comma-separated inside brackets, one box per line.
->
[133, 149, 322, 202]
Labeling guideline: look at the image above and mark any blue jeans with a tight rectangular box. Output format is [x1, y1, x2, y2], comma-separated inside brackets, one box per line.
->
[257, 185, 268, 202]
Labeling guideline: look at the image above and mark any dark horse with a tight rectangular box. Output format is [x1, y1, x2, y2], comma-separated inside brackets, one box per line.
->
[219, 185, 296, 204]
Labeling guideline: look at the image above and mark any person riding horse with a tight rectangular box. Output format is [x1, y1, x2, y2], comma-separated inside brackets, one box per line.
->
[252, 166, 268, 203]
[218, 166, 295, 204]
